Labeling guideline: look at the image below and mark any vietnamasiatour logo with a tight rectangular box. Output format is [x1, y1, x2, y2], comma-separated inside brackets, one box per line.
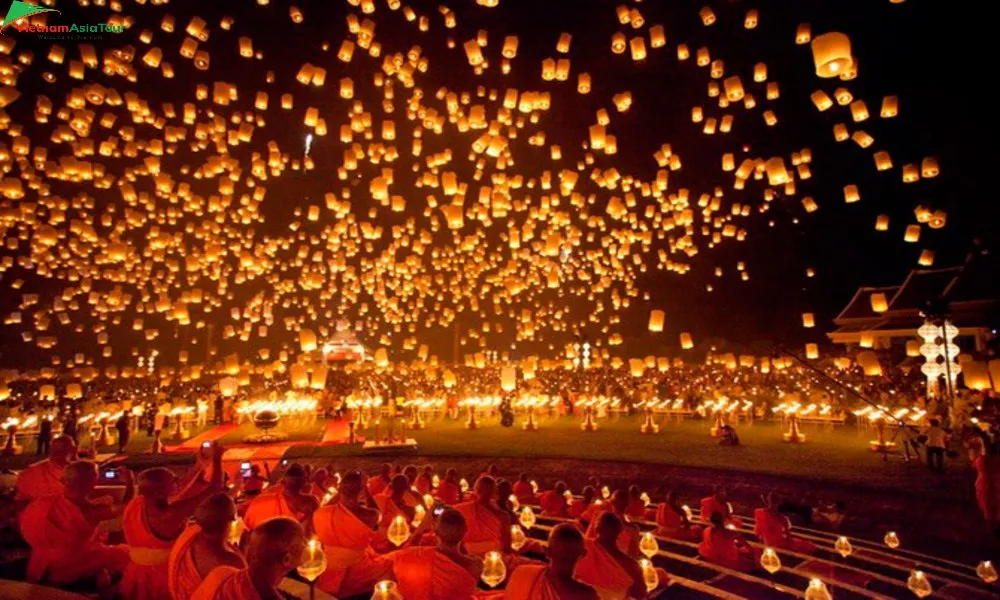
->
[1, 0, 123, 37]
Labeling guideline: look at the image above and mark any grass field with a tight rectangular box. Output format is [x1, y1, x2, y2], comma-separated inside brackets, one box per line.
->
[1, 414, 971, 495]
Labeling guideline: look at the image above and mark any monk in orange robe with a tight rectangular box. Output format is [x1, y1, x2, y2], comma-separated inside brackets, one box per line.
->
[575, 512, 661, 599]
[435, 468, 462, 505]
[655, 491, 702, 542]
[168, 494, 246, 600]
[394, 508, 500, 600]
[313, 470, 396, 598]
[14, 435, 76, 503]
[698, 511, 761, 572]
[569, 486, 598, 521]
[20, 460, 130, 586]
[539, 481, 569, 517]
[700, 488, 742, 529]
[624, 485, 649, 520]
[512, 474, 536, 506]
[505, 523, 597, 600]
[369, 463, 393, 497]
[455, 476, 513, 556]
[584, 490, 638, 556]
[190, 516, 306, 600]
[373, 474, 430, 552]
[415, 465, 435, 495]
[753, 492, 815, 554]
[243, 464, 319, 531]
[120, 445, 224, 600]
[307, 467, 332, 501]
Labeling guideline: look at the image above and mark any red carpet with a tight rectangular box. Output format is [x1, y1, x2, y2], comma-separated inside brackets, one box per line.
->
[321, 419, 354, 444]
[172, 424, 237, 450]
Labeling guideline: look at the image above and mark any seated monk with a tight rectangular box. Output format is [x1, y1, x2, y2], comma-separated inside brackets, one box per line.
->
[120, 445, 224, 600]
[753, 492, 815, 554]
[368, 463, 393, 497]
[15, 435, 76, 503]
[655, 491, 702, 542]
[540, 481, 569, 517]
[307, 468, 331, 501]
[585, 490, 639, 557]
[624, 485, 649, 521]
[575, 512, 666, 599]
[512, 473, 536, 506]
[569, 486, 598, 521]
[20, 460, 130, 586]
[698, 511, 761, 572]
[435, 468, 462, 506]
[700, 487, 742, 529]
[190, 516, 306, 600]
[455, 476, 513, 556]
[394, 508, 499, 600]
[168, 494, 247, 600]
[243, 464, 319, 531]
[373, 474, 429, 552]
[415, 465, 435, 495]
[505, 523, 598, 600]
[577, 495, 609, 528]
[313, 470, 396, 598]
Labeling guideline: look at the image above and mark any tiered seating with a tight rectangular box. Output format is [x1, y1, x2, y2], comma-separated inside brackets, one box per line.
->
[522, 496, 997, 600]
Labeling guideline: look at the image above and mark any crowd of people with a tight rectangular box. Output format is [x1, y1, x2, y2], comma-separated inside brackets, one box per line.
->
[0, 430, 879, 599]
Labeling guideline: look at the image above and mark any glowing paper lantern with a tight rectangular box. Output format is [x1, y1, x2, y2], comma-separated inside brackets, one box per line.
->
[680, 332, 694, 350]
[648, 310, 665, 332]
[870, 293, 888, 313]
[811, 32, 853, 78]
[501, 366, 516, 391]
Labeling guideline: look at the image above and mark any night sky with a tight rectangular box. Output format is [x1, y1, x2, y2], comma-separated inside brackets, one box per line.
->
[1, 0, 995, 368]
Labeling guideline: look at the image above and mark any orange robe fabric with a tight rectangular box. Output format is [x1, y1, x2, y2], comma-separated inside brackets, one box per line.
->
[455, 501, 504, 555]
[625, 499, 648, 520]
[655, 503, 702, 542]
[753, 508, 815, 554]
[435, 480, 461, 505]
[189, 566, 259, 600]
[512, 481, 536, 505]
[119, 497, 176, 600]
[313, 502, 395, 598]
[369, 475, 391, 497]
[168, 524, 247, 600]
[393, 546, 481, 600]
[573, 540, 639, 600]
[700, 497, 742, 528]
[698, 526, 760, 571]
[15, 459, 64, 501]
[243, 488, 303, 530]
[539, 491, 567, 517]
[20, 495, 129, 584]
[578, 500, 609, 525]
[504, 566, 563, 600]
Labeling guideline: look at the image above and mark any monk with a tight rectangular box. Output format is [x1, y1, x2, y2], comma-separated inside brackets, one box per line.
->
[307, 467, 331, 501]
[624, 485, 648, 520]
[753, 492, 816, 554]
[435, 468, 462, 505]
[190, 516, 306, 600]
[698, 511, 761, 572]
[168, 494, 247, 600]
[373, 474, 427, 552]
[393, 508, 497, 600]
[120, 445, 224, 600]
[415, 465, 435, 494]
[20, 460, 131, 585]
[569, 486, 598, 521]
[368, 463, 393, 497]
[585, 490, 638, 557]
[15, 435, 76, 502]
[655, 491, 702, 542]
[540, 481, 569, 517]
[700, 487, 742, 528]
[505, 523, 598, 599]
[243, 464, 319, 531]
[455, 476, 513, 556]
[512, 473, 536, 506]
[313, 470, 396, 598]
[575, 512, 663, 599]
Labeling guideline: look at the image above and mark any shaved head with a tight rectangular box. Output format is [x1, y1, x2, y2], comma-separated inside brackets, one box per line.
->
[138, 467, 176, 499]
[596, 511, 623, 542]
[436, 508, 467, 545]
[195, 493, 237, 536]
[390, 474, 409, 495]
[247, 516, 306, 574]
[62, 460, 98, 497]
[475, 475, 496, 500]
[340, 470, 363, 498]
[547, 523, 587, 575]
[50, 435, 77, 465]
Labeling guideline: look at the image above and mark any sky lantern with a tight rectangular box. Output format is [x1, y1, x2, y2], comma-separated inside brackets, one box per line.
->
[811, 32, 853, 78]
[648, 310, 665, 332]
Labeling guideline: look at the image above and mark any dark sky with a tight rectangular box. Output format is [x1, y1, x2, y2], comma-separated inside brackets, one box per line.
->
[1, 0, 995, 368]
